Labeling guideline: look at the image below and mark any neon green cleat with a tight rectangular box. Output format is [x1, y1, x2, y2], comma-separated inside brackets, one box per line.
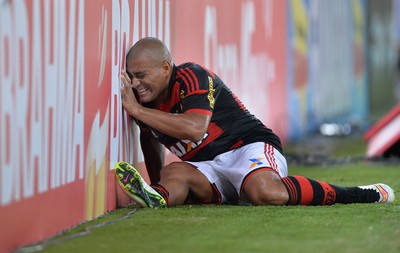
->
[114, 161, 166, 208]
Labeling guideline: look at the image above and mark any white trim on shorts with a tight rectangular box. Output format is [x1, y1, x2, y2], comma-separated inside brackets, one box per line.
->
[186, 142, 288, 205]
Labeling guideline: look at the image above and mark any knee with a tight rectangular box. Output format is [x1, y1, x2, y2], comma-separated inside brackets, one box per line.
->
[160, 162, 182, 176]
[160, 162, 192, 179]
[242, 170, 289, 205]
[246, 188, 289, 205]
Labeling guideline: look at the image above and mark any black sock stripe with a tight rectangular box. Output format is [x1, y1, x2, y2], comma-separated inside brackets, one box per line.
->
[281, 177, 294, 205]
[282, 176, 302, 205]
[309, 180, 324, 205]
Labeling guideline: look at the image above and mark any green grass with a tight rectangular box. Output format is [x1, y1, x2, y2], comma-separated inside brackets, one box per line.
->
[21, 137, 400, 253]
[41, 201, 400, 253]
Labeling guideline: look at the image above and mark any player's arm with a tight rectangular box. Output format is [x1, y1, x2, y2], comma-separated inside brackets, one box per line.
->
[120, 72, 210, 142]
[135, 107, 210, 142]
[140, 130, 164, 184]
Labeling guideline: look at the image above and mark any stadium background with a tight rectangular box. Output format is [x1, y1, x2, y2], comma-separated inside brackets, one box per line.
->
[0, 0, 399, 252]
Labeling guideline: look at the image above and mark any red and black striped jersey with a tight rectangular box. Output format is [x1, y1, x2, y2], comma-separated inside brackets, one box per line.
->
[138, 62, 283, 162]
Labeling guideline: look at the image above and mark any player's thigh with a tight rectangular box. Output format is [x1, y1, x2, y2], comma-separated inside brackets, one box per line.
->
[160, 162, 217, 203]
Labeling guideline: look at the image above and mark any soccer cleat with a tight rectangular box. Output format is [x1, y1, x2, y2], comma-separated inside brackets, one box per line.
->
[358, 183, 395, 204]
[114, 161, 166, 208]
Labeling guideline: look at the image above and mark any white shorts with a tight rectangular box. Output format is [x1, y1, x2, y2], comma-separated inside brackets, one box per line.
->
[186, 142, 288, 205]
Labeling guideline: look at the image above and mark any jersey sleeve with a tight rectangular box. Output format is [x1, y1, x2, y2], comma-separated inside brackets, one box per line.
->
[179, 65, 218, 116]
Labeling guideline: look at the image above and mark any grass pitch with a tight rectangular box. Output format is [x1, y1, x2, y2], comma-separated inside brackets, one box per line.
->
[25, 136, 400, 253]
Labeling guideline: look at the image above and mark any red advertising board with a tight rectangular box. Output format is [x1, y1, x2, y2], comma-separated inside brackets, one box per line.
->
[0, 1, 88, 251]
[0, 1, 287, 252]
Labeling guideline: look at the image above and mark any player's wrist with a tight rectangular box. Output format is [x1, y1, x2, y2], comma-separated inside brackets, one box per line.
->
[130, 104, 146, 119]
[129, 104, 141, 117]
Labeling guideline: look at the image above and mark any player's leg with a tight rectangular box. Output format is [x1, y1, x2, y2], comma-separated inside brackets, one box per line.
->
[242, 169, 289, 205]
[156, 161, 219, 206]
[280, 176, 395, 205]
[239, 143, 395, 205]
[244, 170, 395, 205]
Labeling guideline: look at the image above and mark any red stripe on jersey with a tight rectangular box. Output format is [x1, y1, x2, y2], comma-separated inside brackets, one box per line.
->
[180, 122, 223, 161]
[184, 109, 213, 116]
[232, 92, 247, 111]
[159, 81, 181, 112]
[186, 68, 200, 91]
[229, 139, 244, 150]
[185, 89, 208, 96]
[177, 70, 192, 93]
[180, 68, 195, 92]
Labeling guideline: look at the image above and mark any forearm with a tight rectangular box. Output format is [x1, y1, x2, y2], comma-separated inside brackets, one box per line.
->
[133, 106, 210, 142]
[119, 72, 210, 142]
[141, 133, 164, 184]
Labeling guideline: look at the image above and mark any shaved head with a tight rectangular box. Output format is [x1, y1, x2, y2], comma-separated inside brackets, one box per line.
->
[126, 37, 172, 65]
[125, 37, 173, 104]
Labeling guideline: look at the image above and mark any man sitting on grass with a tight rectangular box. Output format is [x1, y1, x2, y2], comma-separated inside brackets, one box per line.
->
[116, 37, 395, 208]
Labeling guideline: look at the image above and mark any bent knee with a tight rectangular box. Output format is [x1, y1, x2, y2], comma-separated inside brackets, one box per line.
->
[242, 170, 289, 205]
[160, 162, 184, 176]
[160, 162, 196, 179]
[246, 190, 288, 205]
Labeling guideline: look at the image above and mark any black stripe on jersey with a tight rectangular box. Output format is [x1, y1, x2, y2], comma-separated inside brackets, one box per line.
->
[198, 64, 215, 78]
[185, 68, 200, 91]
[178, 68, 200, 94]
[176, 70, 191, 93]
[181, 68, 195, 92]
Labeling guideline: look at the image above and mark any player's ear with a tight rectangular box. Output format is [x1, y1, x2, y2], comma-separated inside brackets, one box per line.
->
[162, 60, 172, 76]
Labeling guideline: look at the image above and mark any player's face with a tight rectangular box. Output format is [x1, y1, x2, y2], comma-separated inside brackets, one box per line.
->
[126, 56, 170, 104]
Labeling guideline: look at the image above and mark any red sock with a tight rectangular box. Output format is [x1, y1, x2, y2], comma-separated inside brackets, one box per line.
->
[151, 184, 170, 206]
[281, 176, 337, 205]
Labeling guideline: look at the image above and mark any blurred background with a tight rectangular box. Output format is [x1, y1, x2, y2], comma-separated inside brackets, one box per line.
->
[170, 0, 400, 142]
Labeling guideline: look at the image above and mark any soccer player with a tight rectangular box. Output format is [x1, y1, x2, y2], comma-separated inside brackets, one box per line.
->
[115, 37, 395, 208]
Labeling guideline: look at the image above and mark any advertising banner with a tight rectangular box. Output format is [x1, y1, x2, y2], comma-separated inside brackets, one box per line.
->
[0, 0, 373, 252]
[0, 0, 286, 251]
[0, 0, 172, 252]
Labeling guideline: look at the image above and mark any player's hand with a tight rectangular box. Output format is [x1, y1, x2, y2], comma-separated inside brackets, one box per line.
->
[120, 71, 140, 116]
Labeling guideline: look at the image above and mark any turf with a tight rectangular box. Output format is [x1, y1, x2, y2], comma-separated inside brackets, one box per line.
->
[22, 137, 400, 253]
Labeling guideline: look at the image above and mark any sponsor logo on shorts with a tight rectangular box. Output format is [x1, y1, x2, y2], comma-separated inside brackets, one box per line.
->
[249, 158, 264, 169]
